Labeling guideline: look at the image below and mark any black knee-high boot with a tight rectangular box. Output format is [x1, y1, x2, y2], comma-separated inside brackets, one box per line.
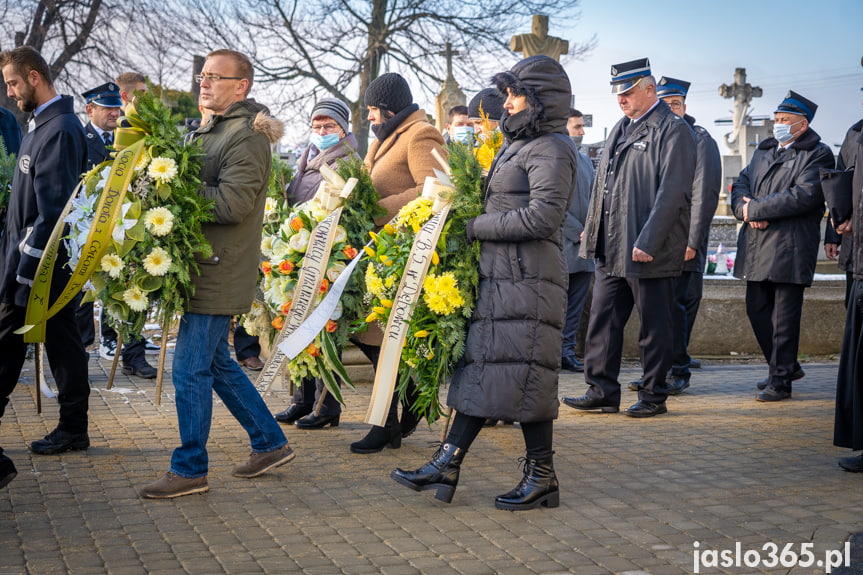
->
[390, 443, 467, 503]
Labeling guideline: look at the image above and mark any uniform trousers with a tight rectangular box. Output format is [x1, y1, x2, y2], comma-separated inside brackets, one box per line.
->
[0, 301, 89, 432]
[744, 280, 805, 391]
[583, 266, 674, 405]
[834, 279, 863, 450]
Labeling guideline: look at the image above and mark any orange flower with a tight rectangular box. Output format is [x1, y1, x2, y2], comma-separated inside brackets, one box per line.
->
[342, 245, 358, 259]
[261, 261, 272, 274]
[319, 278, 329, 293]
[280, 301, 292, 315]
[290, 217, 304, 232]
[307, 342, 321, 356]
[278, 259, 295, 274]
[325, 320, 338, 333]
[271, 316, 285, 330]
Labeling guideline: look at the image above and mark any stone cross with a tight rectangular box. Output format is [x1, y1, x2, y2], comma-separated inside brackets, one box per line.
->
[434, 42, 466, 132]
[438, 42, 459, 81]
[510, 14, 569, 61]
[718, 67, 763, 155]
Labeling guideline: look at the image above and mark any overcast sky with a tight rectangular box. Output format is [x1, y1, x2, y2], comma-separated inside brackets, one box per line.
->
[550, 0, 863, 153]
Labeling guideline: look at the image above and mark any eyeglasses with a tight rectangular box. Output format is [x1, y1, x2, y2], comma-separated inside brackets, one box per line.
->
[667, 101, 684, 110]
[310, 123, 340, 133]
[195, 74, 243, 84]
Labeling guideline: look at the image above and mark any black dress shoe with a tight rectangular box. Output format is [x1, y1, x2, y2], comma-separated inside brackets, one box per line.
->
[123, 362, 157, 379]
[562, 395, 619, 413]
[839, 454, 863, 472]
[624, 400, 667, 418]
[296, 412, 340, 429]
[627, 379, 643, 392]
[756, 386, 791, 402]
[757, 368, 805, 390]
[689, 358, 702, 369]
[30, 429, 90, 455]
[560, 356, 584, 373]
[274, 404, 313, 424]
[666, 376, 690, 396]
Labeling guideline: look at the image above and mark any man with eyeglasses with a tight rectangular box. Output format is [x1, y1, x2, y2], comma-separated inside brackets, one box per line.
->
[141, 49, 294, 498]
[563, 58, 695, 418]
[273, 96, 360, 429]
[731, 91, 834, 402]
[627, 77, 722, 396]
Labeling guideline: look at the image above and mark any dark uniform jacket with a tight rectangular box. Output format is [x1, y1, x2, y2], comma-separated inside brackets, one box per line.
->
[0, 95, 86, 307]
[447, 55, 578, 423]
[824, 119, 862, 273]
[189, 99, 284, 316]
[581, 100, 696, 278]
[731, 128, 835, 286]
[83, 122, 111, 169]
[563, 150, 595, 274]
[683, 114, 722, 274]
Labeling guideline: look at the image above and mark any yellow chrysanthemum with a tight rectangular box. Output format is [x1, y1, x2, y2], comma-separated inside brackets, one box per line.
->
[395, 197, 434, 231]
[135, 149, 151, 171]
[122, 286, 149, 312]
[143, 247, 172, 276]
[422, 272, 465, 315]
[365, 264, 384, 297]
[100, 253, 124, 279]
[147, 156, 178, 184]
[144, 207, 174, 236]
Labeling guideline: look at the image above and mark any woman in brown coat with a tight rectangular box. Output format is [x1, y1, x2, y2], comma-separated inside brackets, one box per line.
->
[350, 73, 447, 454]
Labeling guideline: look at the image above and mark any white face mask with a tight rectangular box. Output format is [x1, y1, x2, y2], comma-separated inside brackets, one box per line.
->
[773, 119, 804, 144]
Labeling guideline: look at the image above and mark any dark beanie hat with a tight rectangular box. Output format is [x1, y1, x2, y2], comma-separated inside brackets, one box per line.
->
[364, 73, 412, 113]
[468, 88, 505, 121]
[311, 97, 351, 133]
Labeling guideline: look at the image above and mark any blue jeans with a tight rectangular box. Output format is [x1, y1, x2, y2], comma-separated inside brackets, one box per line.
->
[170, 314, 287, 478]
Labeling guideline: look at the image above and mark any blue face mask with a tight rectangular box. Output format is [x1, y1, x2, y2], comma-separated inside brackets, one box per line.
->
[310, 132, 340, 150]
[452, 125, 475, 145]
[773, 119, 803, 144]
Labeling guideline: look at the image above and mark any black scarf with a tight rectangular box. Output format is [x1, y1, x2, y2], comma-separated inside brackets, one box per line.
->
[371, 104, 419, 142]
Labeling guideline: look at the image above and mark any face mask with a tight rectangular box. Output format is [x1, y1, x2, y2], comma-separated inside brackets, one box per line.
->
[452, 125, 475, 145]
[773, 119, 803, 144]
[310, 132, 340, 150]
[570, 135, 583, 146]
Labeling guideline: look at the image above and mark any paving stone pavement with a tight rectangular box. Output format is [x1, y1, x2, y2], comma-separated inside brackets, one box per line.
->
[1, 355, 862, 575]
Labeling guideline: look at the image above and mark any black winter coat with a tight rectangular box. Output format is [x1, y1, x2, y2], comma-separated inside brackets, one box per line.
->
[581, 101, 696, 278]
[684, 115, 722, 274]
[731, 128, 834, 286]
[0, 96, 86, 307]
[447, 55, 577, 423]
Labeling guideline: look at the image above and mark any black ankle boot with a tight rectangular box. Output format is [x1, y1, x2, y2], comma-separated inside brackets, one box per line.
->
[349, 425, 401, 454]
[494, 455, 559, 511]
[391, 443, 466, 503]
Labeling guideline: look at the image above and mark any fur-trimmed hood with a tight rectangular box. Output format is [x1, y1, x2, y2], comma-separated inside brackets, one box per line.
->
[492, 55, 571, 140]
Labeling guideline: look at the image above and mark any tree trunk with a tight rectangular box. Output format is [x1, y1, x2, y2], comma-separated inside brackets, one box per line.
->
[352, 0, 388, 158]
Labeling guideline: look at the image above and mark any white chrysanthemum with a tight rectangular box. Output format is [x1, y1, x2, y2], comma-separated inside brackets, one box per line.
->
[122, 286, 149, 312]
[147, 156, 178, 184]
[264, 276, 288, 309]
[270, 237, 290, 260]
[264, 197, 278, 215]
[326, 261, 346, 283]
[100, 253, 124, 279]
[333, 225, 347, 245]
[144, 207, 174, 236]
[143, 247, 172, 276]
[260, 235, 275, 258]
[288, 228, 311, 253]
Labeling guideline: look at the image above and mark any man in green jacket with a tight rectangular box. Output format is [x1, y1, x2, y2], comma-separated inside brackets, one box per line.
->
[141, 49, 292, 498]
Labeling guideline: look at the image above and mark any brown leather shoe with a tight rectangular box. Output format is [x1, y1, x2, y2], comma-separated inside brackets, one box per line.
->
[233, 445, 295, 478]
[141, 472, 208, 499]
[240, 356, 264, 371]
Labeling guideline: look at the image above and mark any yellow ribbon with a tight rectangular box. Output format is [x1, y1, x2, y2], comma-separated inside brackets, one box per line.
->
[18, 137, 146, 342]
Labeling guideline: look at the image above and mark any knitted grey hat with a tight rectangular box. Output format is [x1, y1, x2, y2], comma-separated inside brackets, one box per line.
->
[311, 97, 351, 133]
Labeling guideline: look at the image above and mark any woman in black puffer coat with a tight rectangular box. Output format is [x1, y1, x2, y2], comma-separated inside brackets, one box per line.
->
[391, 55, 578, 510]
